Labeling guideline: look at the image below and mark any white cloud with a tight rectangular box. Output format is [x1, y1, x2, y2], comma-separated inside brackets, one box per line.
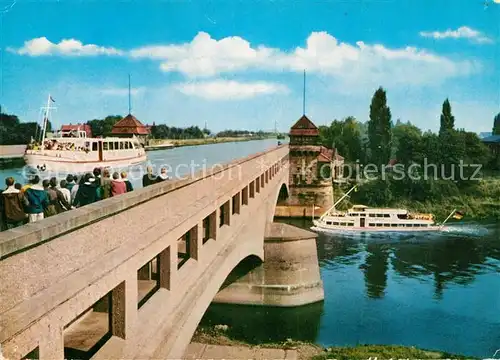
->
[9, 32, 480, 89]
[99, 87, 146, 96]
[130, 32, 274, 77]
[174, 80, 289, 100]
[8, 37, 124, 56]
[419, 26, 493, 44]
[129, 31, 478, 87]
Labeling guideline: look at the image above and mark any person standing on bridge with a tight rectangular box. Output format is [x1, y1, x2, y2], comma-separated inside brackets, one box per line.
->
[121, 171, 133, 192]
[142, 166, 158, 187]
[73, 174, 98, 207]
[1, 177, 28, 230]
[156, 167, 170, 183]
[111, 172, 126, 197]
[24, 175, 49, 223]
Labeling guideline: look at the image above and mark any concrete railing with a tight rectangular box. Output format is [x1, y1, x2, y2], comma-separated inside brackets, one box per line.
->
[0, 144, 289, 360]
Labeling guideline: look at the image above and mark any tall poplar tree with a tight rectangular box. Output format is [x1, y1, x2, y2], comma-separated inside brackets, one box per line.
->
[493, 112, 500, 135]
[439, 98, 455, 137]
[368, 87, 392, 166]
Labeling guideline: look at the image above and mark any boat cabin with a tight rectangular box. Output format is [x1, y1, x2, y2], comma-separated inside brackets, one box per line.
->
[319, 205, 435, 230]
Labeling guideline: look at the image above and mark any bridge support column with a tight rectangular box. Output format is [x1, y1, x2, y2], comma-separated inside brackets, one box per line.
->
[111, 276, 137, 339]
[39, 323, 63, 360]
[212, 222, 324, 307]
[159, 243, 177, 290]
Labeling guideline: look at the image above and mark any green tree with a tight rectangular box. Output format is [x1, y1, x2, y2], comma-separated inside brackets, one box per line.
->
[0, 112, 41, 145]
[493, 112, 500, 135]
[87, 115, 122, 137]
[368, 87, 392, 166]
[439, 98, 455, 137]
[341, 117, 363, 162]
[395, 123, 423, 165]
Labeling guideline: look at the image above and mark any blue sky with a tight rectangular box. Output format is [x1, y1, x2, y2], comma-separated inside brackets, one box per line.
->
[0, 0, 499, 133]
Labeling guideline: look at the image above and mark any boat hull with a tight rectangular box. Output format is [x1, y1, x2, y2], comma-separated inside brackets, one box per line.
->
[311, 220, 443, 233]
[23, 153, 148, 174]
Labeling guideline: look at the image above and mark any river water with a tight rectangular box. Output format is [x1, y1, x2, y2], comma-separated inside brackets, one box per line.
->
[1, 140, 499, 357]
[201, 219, 500, 358]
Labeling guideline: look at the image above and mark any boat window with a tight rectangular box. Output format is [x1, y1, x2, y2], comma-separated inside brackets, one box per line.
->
[391, 224, 397, 227]
[384, 223, 390, 227]
[125, 142, 129, 149]
[384, 214, 390, 218]
[114, 141, 119, 150]
[110, 142, 115, 150]
[369, 214, 376, 217]
[129, 141, 134, 149]
[103, 142, 109, 151]
[377, 214, 384, 218]
[348, 223, 354, 226]
[398, 224, 405, 227]
[326, 221, 332, 225]
[350, 213, 358, 216]
[120, 142, 124, 150]
[376, 223, 383, 227]
[340, 222, 346, 226]
[92, 142, 98, 151]
[405, 223, 413, 227]
[360, 213, 366, 217]
[333, 222, 339, 225]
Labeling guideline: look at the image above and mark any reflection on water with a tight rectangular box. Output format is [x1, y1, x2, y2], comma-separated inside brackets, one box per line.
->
[199, 302, 324, 344]
[203, 219, 500, 358]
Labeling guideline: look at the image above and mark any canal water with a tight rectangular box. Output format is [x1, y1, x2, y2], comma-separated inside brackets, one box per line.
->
[200, 219, 500, 358]
[1, 139, 498, 357]
[0, 139, 280, 189]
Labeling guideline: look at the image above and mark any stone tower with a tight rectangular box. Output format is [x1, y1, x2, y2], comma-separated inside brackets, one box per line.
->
[288, 115, 343, 208]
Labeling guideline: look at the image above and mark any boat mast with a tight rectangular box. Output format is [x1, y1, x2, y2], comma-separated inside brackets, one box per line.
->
[319, 185, 358, 220]
[40, 94, 54, 145]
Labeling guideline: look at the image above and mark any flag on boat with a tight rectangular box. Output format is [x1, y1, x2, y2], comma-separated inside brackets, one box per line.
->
[452, 210, 465, 220]
[50, 96, 55, 103]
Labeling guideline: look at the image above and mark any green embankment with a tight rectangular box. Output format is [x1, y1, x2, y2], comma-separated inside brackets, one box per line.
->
[149, 136, 275, 148]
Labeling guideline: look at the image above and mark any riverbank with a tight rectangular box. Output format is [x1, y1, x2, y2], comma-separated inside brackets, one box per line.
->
[149, 136, 276, 148]
[192, 325, 472, 360]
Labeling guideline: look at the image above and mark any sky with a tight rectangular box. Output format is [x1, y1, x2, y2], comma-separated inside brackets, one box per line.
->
[0, 0, 499, 133]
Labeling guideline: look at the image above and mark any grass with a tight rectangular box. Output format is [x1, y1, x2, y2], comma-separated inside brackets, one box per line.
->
[192, 325, 474, 360]
[312, 344, 475, 360]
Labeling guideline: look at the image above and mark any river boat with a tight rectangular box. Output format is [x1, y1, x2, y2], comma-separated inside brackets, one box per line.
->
[24, 95, 147, 174]
[311, 185, 460, 233]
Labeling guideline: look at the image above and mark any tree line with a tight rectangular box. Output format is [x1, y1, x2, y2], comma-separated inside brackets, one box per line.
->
[0, 113, 52, 145]
[319, 87, 498, 170]
[0, 112, 279, 144]
[318, 87, 500, 215]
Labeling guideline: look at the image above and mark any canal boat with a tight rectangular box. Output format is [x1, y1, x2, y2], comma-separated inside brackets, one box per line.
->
[24, 95, 147, 174]
[311, 185, 460, 233]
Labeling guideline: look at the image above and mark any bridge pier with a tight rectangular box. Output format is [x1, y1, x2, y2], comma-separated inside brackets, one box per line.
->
[212, 222, 324, 307]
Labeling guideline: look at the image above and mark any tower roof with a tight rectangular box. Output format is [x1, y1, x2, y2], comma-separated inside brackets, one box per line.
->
[289, 115, 319, 136]
[111, 114, 150, 135]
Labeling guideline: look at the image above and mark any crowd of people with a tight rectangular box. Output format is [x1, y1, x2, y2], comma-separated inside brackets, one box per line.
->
[0, 166, 170, 231]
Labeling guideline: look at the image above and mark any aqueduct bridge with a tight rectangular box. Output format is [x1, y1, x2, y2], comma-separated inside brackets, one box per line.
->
[0, 144, 290, 360]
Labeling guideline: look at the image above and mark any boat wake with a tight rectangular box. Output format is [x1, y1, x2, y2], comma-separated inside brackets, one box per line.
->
[440, 223, 492, 238]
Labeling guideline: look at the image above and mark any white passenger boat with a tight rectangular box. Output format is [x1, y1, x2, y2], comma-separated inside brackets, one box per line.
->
[24, 95, 147, 174]
[311, 185, 460, 233]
